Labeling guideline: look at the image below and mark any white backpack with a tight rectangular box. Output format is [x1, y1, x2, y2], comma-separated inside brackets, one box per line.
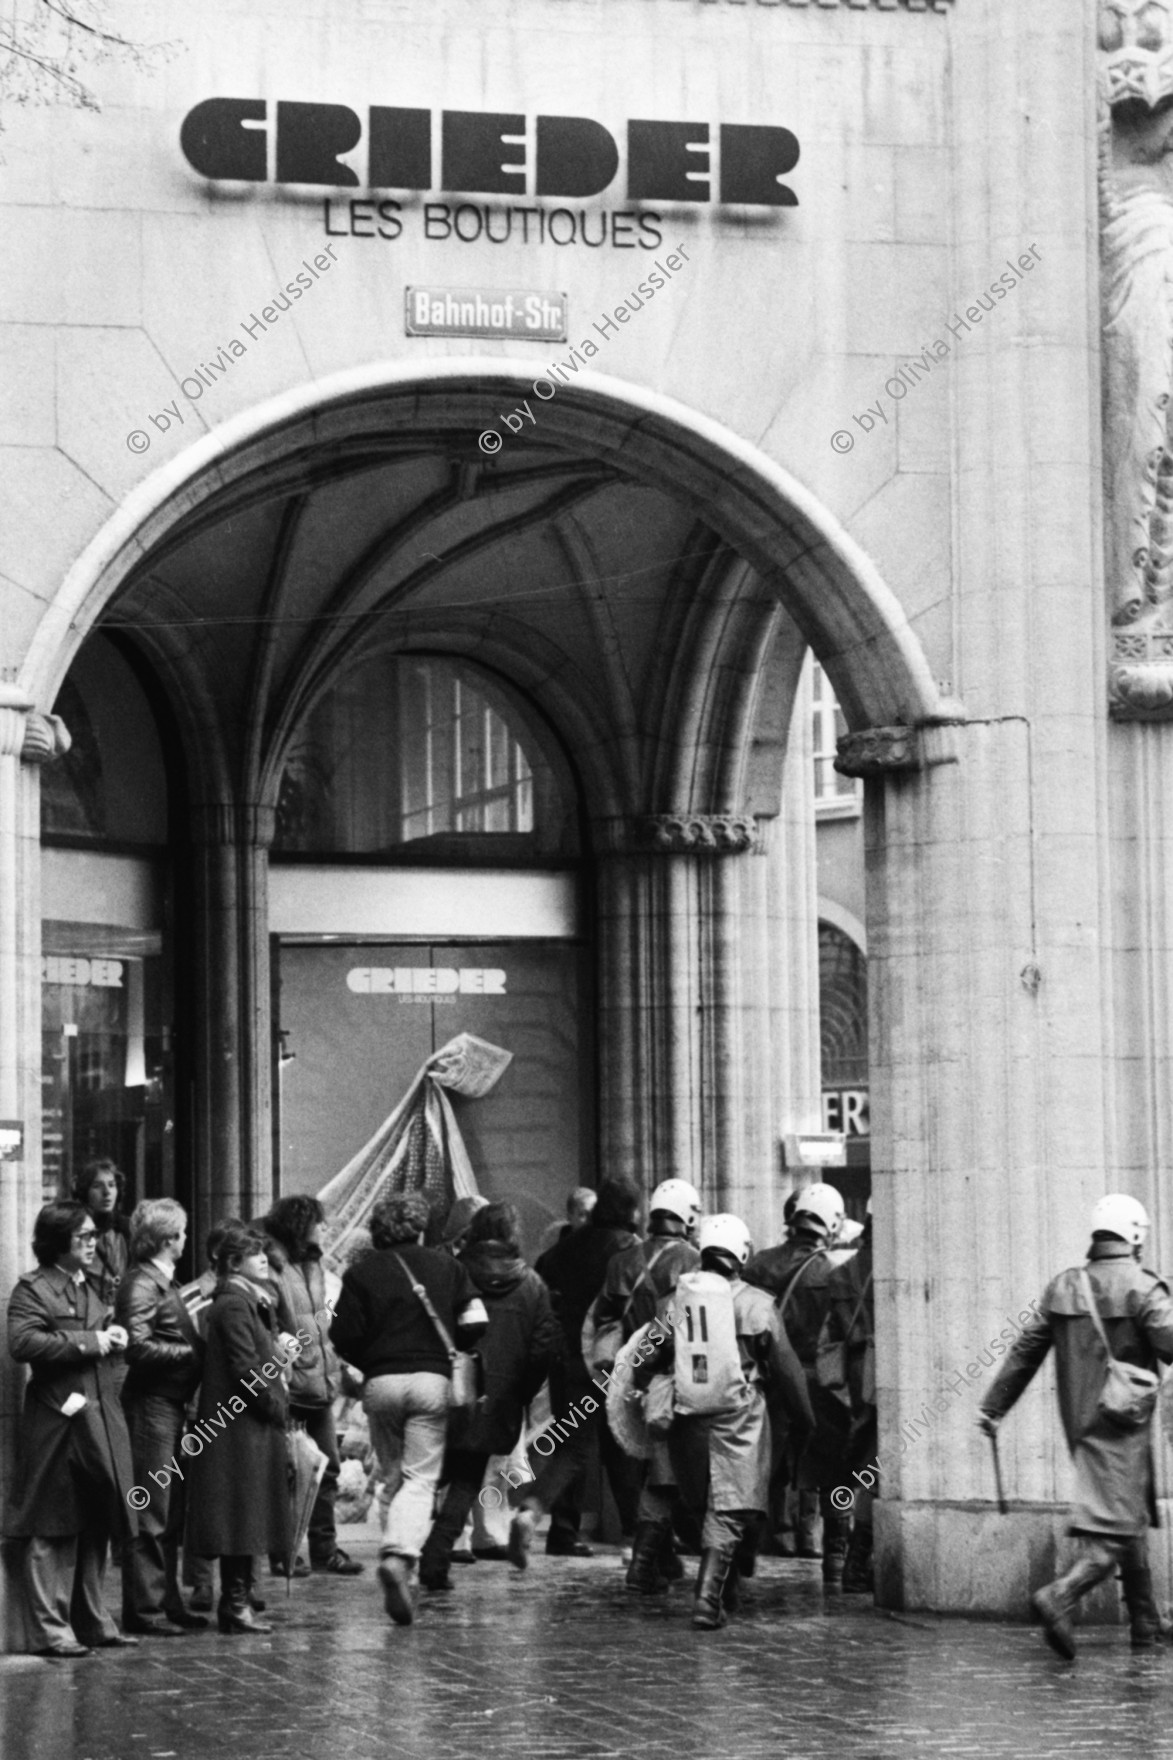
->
[671, 1270, 748, 1416]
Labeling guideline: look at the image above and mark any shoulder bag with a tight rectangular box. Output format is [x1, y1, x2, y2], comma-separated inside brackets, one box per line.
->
[1078, 1266, 1160, 1433]
[391, 1253, 483, 1412]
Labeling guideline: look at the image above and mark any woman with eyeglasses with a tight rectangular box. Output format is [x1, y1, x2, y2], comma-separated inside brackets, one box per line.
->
[4, 1201, 138, 1657]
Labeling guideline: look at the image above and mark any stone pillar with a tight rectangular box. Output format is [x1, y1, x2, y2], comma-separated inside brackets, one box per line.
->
[1107, 725, 1173, 1607]
[840, 0, 1110, 1618]
[0, 688, 70, 1650]
[188, 802, 274, 1245]
[595, 777, 821, 1246]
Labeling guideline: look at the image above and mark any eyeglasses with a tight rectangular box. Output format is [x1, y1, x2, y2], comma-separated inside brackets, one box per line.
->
[71, 1229, 97, 1242]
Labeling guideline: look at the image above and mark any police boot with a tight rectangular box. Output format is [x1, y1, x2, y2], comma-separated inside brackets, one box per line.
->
[821, 1513, 851, 1587]
[659, 1530, 684, 1581]
[1031, 1547, 1117, 1661]
[842, 1525, 874, 1595]
[691, 1548, 734, 1630]
[1121, 1557, 1165, 1650]
[733, 1520, 760, 1580]
[625, 1521, 670, 1595]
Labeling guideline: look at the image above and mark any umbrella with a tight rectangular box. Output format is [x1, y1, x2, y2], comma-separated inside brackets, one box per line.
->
[284, 1422, 329, 1593]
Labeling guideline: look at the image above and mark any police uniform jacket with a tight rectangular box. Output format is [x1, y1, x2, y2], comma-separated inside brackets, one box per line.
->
[668, 1279, 814, 1515]
[592, 1233, 701, 1344]
[4, 1263, 137, 1540]
[981, 1240, 1173, 1537]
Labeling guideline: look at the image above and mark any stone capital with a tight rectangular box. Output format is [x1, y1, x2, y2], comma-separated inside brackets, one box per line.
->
[597, 813, 761, 857]
[1107, 627, 1173, 717]
[834, 725, 919, 778]
[0, 685, 72, 764]
[192, 802, 278, 849]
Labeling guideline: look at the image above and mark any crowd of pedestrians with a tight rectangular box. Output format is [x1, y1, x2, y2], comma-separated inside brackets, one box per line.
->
[7, 1159, 1168, 1662]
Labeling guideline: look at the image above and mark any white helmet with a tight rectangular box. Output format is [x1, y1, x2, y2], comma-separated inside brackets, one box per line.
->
[697, 1213, 752, 1267]
[792, 1182, 845, 1240]
[1090, 1193, 1149, 1247]
[649, 1179, 701, 1230]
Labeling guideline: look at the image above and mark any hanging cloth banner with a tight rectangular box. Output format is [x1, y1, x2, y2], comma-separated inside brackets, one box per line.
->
[317, 1033, 513, 1272]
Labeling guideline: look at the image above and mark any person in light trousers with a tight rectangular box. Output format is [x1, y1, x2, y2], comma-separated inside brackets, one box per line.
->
[329, 1191, 487, 1625]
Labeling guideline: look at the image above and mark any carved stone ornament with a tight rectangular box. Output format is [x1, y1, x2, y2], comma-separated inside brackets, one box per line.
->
[1100, 2, 1173, 107]
[597, 814, 761, 856]
[0, 682, 71, 764]
[834, 726, 919, 777]
[1099, 3, 1173, 715]
[20, 712, 72, 765]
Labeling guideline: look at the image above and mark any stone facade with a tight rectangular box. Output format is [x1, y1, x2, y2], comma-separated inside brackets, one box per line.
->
[0, 0, 1166, 1643]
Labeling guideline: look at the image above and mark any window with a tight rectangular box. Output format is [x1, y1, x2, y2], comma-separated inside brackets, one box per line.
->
[275, 655, 574, 859]
[811, 660, 861, 817]
[819, 921, 869, 1139]
[400, 668, 534, 840]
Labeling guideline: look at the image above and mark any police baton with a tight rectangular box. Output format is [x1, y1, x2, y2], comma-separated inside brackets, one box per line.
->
[987, 1428, 1009, 1515]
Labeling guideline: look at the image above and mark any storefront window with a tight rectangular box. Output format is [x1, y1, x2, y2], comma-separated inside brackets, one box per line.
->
[275, 655, 575, 859]
[819, 921, 869, 1139]
[41, 633, 175, 1204]
[40, 928, 172, 1206]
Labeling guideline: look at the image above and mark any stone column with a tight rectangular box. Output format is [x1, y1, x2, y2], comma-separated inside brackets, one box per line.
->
[839, 0, 1110, 1619]
[188, 802, 275, 1244]
[0, 688, 70, 1650]
[1107, 726, 1173, 1608]
[595, 781, 821, 1246]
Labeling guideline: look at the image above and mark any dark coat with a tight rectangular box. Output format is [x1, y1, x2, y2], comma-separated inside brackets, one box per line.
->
[184, 1277, 292, 1559]
[536, 1219, 640, 1365]
[87, 1213, 131, 1307]
[452, 1242, 562, 1455]
[982, 1240, 1173, 1537]
[116, 1261, 203, 1406]
[5, 1264, 137, 1540]
[592, 1233, 701, 1344]
[330, 1244, 484, 1379]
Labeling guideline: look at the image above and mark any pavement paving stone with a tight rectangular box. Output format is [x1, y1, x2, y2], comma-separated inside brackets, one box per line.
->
[5, 1539, 1173, 1759]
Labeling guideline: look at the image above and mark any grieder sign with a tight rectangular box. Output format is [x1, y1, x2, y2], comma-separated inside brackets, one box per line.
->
[180, 101, 800, 207]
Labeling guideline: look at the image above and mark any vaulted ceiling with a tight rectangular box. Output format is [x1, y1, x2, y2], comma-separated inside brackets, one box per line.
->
[105, 428, 788, 823]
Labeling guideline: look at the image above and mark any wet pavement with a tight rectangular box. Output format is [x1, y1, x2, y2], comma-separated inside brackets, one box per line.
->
[4, 1526, 1173, 1760]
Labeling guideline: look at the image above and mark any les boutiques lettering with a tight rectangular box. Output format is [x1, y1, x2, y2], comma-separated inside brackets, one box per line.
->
[181, 100, 802, 250]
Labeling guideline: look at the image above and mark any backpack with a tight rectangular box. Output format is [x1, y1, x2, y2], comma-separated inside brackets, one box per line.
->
[671, 1270, 749, 1416]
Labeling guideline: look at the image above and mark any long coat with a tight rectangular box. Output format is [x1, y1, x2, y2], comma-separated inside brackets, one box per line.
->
[184, 1276, 292, 1559]
[982, 1240, 1173, 1537]
[5, 1264, 137, 1541]
[452, 1242, 561, 1456]
[667, 1279, 814, 1515]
